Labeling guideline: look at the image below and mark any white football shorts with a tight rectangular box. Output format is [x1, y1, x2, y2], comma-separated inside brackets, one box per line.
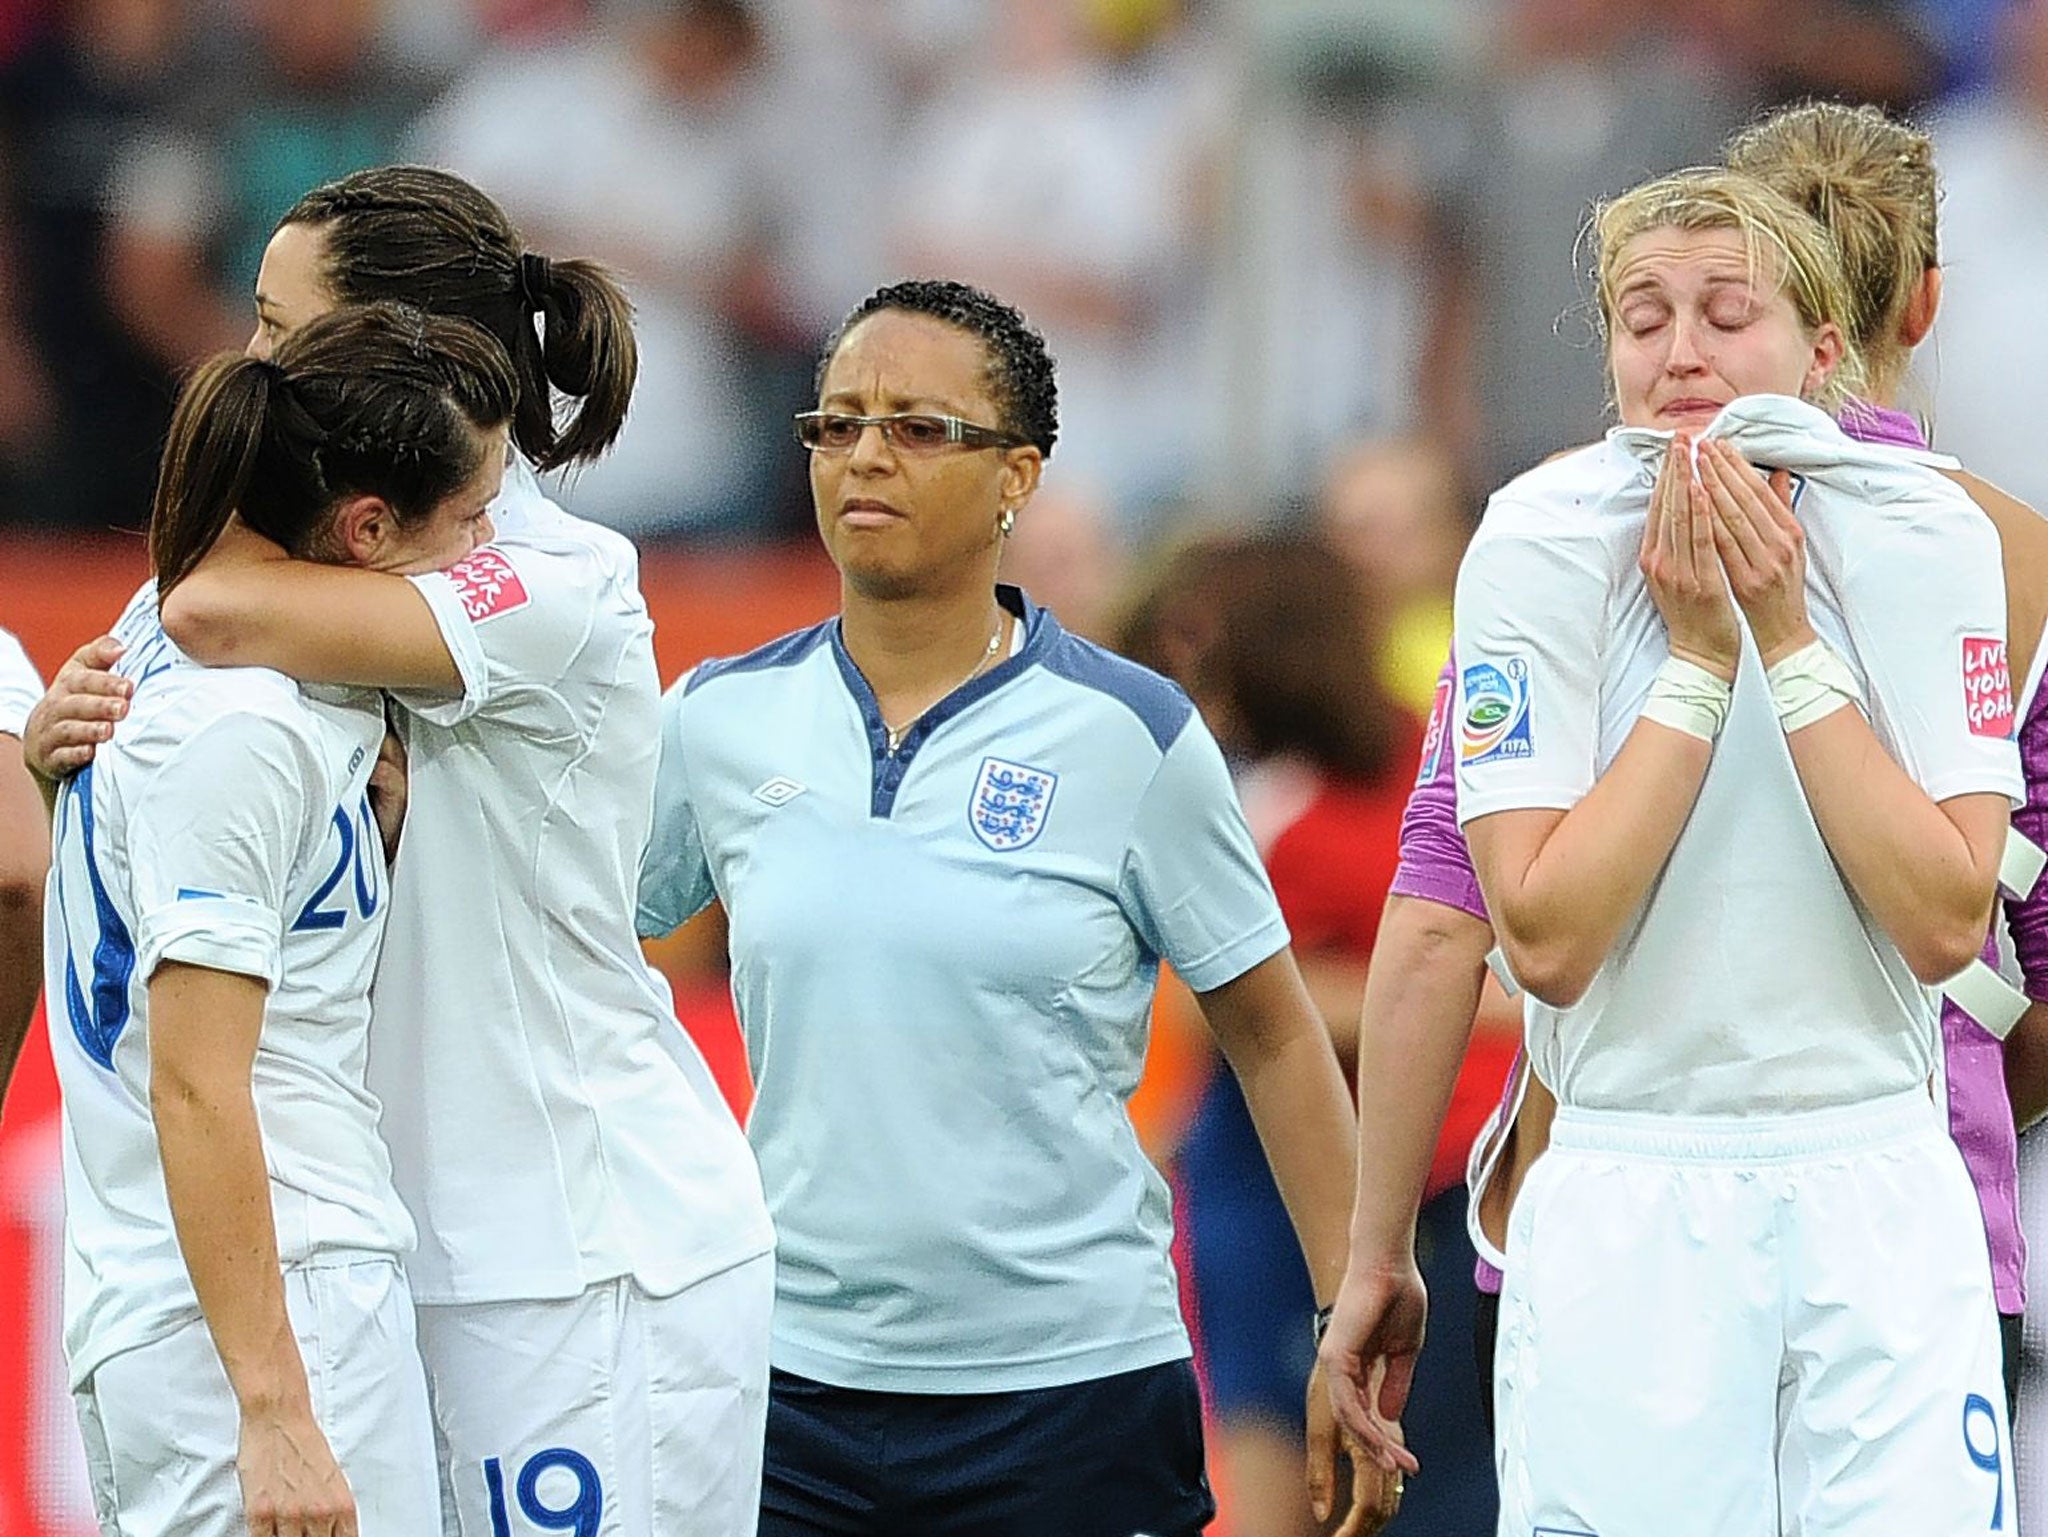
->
[1495, 1089, 2013, 1537]
[72, 1255, 439, 1536]
[420, 1252, 774, 1537]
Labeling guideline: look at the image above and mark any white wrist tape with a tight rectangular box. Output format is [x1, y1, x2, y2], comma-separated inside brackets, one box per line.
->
[1766, 637, 1865, 733]
[1484, 945, 1522, 999]
[1942, 958, 2031, 1042]
[2001, 826, 2047, 901]
[1639, 654, 1735, 742]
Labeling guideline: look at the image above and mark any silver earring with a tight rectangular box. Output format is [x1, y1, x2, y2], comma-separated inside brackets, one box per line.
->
[999, 507, 1017, 536]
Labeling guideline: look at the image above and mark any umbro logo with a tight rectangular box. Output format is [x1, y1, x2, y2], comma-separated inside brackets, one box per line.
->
[752, 776, 806, 807]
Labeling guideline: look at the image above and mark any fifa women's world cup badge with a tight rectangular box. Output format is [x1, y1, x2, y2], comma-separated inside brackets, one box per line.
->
[969, 757, 1058, 851]
[1460, 656, 1534, 764]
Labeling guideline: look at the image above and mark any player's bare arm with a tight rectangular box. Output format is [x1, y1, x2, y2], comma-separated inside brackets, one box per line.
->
[1322, 893, 1491, 1461]
[1704, 440, 2006, 981]
[160, 517, 462, 692]
[149, 961, 357, 1537]
[1197, 948, 1391, 1525]
[0, 731, 48, 1101]
[1468, 437, 1726, 1007]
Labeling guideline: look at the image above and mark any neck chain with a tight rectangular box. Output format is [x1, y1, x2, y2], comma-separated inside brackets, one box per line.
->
[884, 612, 1006, 753]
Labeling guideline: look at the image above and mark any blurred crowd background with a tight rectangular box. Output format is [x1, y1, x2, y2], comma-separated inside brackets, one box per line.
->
[4, 0, 2044, 564]
[6, 0, 2048, 1534]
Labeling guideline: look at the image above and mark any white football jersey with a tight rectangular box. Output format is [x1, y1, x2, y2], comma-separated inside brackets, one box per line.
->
[1455, 395, 2023, 1116]
[48, 586, 411, 1388]
[0, 625, 41, 737]
[375, 469, 770, 1306]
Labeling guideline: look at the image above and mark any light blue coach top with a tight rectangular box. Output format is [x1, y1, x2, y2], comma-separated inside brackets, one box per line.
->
[637, 587, 1289, 1394]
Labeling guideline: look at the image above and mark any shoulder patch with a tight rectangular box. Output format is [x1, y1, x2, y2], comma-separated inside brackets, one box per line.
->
[1037, 633, 1192, 753]
[1460, 657, 1534, 765]
[445, 548, 530, 623]
[684, 622, 833, 696]
[1964, 635, 2015, 739]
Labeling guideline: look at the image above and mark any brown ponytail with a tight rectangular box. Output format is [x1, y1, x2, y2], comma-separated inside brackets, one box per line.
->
[151, 357, 281, 592]
[150, 302, 519, 595]
[279, 166, 637, 473]
[526, 256, 637, 470]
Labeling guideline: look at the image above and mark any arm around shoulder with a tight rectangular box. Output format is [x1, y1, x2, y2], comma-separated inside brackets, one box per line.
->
[161, 524, 460, 691]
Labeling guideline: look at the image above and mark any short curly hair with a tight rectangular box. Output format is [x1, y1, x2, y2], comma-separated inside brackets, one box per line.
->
[816, 279, 1059, 457]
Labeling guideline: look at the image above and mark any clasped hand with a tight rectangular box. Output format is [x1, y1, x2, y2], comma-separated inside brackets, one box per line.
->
[1639, 434, 1816, 678]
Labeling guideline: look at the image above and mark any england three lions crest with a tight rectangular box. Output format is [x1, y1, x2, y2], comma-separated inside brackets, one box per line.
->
[969, 756, 1058, 852]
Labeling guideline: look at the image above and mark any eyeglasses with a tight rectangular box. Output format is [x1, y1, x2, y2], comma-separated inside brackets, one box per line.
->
[793, 411, 1029, 455]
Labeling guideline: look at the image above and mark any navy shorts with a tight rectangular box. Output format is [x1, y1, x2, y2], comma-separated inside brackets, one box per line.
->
[759, 1358, 1213, 1537]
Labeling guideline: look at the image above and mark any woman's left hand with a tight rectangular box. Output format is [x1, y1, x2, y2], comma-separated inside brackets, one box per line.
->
[1308, 1357, 1405, 1536]
[1699, 438, 1817, 666]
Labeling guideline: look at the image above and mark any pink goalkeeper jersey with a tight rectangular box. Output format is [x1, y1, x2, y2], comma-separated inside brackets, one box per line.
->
[1412, 401, 2036, 1309]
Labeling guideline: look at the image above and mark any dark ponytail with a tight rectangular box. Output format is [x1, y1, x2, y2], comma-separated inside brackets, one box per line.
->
[279, 166, 638, 472]
[524, 256, 637, 469]
[150, 302, 519, 593]
[151, 357, 282, 592]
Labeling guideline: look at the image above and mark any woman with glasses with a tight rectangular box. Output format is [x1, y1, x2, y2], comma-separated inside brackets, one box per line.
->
[637, 278, 1389, 1537]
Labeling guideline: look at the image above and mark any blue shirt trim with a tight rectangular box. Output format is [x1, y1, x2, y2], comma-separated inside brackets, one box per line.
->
[829, 585, 1054, 818]
[684, 621, 834, 696]
[1037, 632, 1192, 754]
[59, 763, 136, 1071]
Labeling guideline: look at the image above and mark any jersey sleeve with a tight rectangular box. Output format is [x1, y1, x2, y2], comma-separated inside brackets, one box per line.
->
[1389, 648, 1490, 920]
[0, 628, 44, 737]
[1116, 716, 1290, 993]
[126, 712, 316, 987]
[637, 675, 717, 938]
[399, 540, 602, 734]
[1845, 503, 2024, 806]
[1452, 512, 1610, 824]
